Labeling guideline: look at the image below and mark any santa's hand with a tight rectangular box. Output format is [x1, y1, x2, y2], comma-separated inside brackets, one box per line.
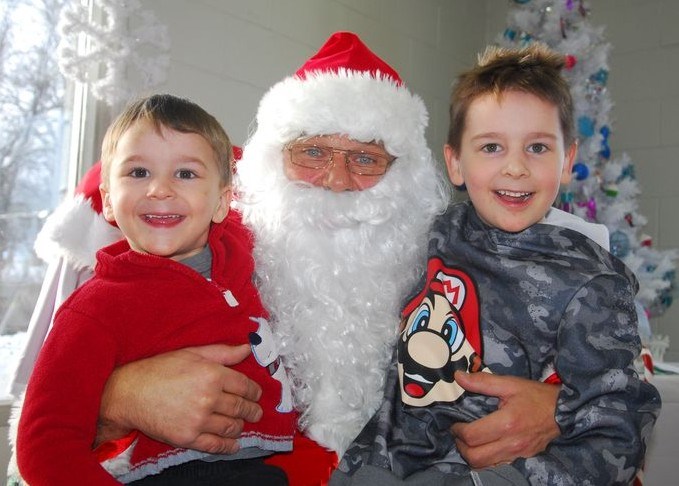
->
[97, 344, 263, 454]
[451, 371, 560, 468]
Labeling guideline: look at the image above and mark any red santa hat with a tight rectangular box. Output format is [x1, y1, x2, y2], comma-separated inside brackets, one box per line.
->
[243, 31, 430, 166]
[294, 31, 402, 85]
[33, 161, 122, 270]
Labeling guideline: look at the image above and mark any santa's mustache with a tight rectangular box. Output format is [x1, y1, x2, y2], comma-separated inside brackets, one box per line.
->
[278, 180, 399, 230]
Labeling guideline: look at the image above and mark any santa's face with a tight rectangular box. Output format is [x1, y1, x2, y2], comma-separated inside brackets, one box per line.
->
[235, 122, 449, 453]
[283, 134, 392, 192]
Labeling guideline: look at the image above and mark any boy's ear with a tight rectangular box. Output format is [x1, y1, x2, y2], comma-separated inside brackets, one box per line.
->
[99, 184, 116, 223]
[443, 144, 465, 187]
[560, 141, 578, 185]
[211, 186, 232, 224]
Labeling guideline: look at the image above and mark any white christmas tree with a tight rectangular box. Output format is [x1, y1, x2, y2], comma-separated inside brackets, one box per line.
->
[497, 0, 676, 357]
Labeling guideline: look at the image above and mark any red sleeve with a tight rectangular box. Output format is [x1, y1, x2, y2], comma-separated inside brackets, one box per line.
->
[17, 305, 122, 486]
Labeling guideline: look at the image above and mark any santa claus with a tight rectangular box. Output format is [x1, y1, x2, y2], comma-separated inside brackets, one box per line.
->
[234, 31, 449, 455]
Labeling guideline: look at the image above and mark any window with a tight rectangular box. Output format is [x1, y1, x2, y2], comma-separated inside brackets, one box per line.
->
[0, 0, 168, 399]
[0, 0, 81, 397]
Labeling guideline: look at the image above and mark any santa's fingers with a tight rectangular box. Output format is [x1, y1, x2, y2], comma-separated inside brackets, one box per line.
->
[208, 388, 264, 427]
[186, 431, 243, 455]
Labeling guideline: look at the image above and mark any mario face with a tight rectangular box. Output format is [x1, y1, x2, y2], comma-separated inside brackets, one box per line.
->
[398, 258, 485, 407]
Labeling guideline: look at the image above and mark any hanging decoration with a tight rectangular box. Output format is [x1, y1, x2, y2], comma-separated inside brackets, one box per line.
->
[56, 0, 170, 106]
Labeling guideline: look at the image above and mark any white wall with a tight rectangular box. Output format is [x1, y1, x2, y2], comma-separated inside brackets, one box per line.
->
[140, 0, 489, 154]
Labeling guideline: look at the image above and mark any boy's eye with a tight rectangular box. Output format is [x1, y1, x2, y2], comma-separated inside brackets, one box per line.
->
[527, 143, 548, 154]
[481, 143, 500, 153]
[176, 169, 197, 179]
[129, 167, 149, 178]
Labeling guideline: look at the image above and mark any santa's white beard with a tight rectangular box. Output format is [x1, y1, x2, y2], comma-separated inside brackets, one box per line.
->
[237, 151, 448, 454]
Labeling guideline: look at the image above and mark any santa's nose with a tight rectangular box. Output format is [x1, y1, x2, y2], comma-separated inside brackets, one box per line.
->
[322, 155, 354, 192]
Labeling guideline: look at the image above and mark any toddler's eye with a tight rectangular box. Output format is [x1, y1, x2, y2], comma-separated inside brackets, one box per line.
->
[177, 169, 197, 179]
[130, 167, 149, 178]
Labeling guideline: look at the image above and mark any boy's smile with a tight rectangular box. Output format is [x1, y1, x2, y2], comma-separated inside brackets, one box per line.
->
[445, 90, 576, 233]
[100, 120, 231, 261]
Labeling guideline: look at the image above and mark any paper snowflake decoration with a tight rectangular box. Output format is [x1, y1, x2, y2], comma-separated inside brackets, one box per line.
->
[57, 0, 170, 106]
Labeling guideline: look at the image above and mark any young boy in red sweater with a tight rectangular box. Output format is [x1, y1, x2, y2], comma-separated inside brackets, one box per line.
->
[17, 94, 295, 485]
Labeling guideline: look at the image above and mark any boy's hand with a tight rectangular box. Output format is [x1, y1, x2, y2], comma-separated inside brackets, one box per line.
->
[98, 344, 263, 454]
[451, 371, 560, 468]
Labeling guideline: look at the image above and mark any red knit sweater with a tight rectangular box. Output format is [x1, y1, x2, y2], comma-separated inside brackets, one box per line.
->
[17, 213, 296, 485]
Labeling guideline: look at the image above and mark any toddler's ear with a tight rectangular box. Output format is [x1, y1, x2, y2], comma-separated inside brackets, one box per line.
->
[443, 144, 465, 187]
[99, 185, 116, 224]
[211, 186, 232, 224]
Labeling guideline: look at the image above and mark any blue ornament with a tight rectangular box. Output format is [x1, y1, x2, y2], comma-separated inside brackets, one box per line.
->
[513, 0, 531, 3]
[504, 28, 517, 41]
[572, 162, 589, 180]
[654, 270, 676, 314]
[660, 292, 673, 310]
[559, 191, 574, 213]
[620, 164, 635, 180]
[610, 230, 630, 258]
[599, 143, 611, 160]
[578, 116, 595, 137]
[591, 69, 609, 86]
[600, 125, 610, 139]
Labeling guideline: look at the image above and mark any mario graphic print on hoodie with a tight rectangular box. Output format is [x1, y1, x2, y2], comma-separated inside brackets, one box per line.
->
[398, 257, 486, 407]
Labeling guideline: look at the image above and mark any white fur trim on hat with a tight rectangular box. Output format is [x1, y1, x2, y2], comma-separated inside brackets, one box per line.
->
[34, 195, 122, 271]
[253, 69, 430, 161]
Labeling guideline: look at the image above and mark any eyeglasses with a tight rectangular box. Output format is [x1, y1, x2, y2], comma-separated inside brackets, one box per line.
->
[287, 143, 395, 176]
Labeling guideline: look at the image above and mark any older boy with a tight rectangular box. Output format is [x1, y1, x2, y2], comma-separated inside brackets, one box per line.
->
[16, 94, 294, 485]
[334, 44, 661, 486]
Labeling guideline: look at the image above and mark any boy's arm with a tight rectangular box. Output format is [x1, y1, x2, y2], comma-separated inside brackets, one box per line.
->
[452, 272, 660, 485]
[535, 273, 661, 484]
[451, 372, 561, 468]
[17, 309, 122, 486]
[97, 343, 264, 454]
